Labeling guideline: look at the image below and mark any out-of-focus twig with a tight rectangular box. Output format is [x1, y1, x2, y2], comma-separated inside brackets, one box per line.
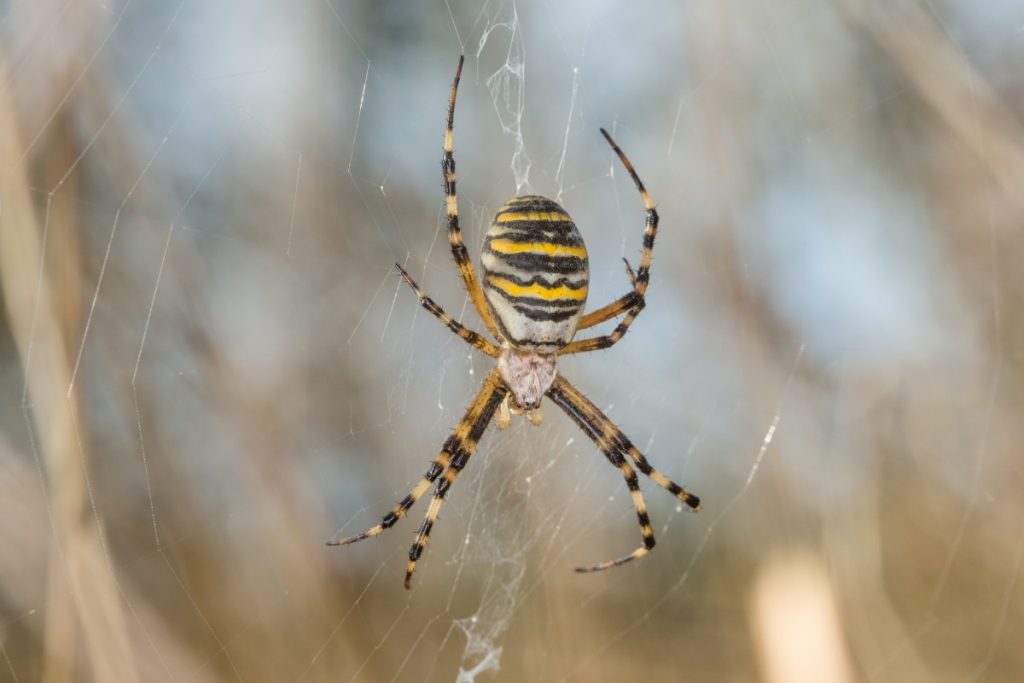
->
[749, 551, 854, 683]
[0, 57, 139, 683]
[842, 0, 1024, 207]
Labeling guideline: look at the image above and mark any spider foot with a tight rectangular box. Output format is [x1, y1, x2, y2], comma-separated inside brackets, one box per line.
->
[326, 526, 380, 546]
[405, 550, 425, 589]
[647, 471, 701, 511]
[574, 546, 649, 573]
[669, 485, 701, 511]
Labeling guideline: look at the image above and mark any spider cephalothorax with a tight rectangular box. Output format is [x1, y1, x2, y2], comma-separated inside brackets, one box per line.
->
[496, 344, 556, 424]
[330, 56, 700, 588]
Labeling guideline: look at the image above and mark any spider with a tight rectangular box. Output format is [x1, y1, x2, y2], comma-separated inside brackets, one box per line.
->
[329, 55, 700, 588]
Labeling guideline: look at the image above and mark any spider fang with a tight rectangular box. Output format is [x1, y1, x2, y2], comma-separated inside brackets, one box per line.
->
[498, 393, 546, 428]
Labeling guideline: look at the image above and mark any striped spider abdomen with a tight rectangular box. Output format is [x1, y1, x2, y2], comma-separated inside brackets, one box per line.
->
[480, 195, 590, 352]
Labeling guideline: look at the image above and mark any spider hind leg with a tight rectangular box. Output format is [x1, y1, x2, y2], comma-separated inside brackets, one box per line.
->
[329, 369, 507, 589]
[574, 455, 655, 573]
[546, 374, 700, 573]
[403, 369, 507, 588]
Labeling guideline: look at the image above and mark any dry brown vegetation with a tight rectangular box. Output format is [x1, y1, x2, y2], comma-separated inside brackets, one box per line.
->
[1, 1, 1022, 681]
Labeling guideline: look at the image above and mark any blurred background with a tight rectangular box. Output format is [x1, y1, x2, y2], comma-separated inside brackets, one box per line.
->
[1, 0, 1022, 681]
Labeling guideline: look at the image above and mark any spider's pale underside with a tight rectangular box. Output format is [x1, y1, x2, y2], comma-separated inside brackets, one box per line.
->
[329, 56, 700, 588]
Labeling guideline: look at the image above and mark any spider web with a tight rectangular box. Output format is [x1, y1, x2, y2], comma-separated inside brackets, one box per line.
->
[1, 0, 1023, 682]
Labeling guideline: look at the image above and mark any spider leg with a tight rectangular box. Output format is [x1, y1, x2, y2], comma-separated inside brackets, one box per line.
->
[546, 375, 700, 572]
[558, 299, 646, 355]
[546, 377, 654, 571]
[573, 258, 640, 333]
[405, 369, 507, 588]
[562, 128, 657, 353]
[549, 374, 700, 509]
[601, 127, 658, 298]
[576, 459, 651, 572]
[396, 263, 499, 357]
[328, 369, 506, 556]
[443, 55, 505, 343]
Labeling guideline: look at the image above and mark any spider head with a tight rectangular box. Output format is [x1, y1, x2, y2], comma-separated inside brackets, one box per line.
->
[497, 346, 557, 413]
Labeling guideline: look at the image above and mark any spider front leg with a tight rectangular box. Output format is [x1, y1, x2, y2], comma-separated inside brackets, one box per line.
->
[561, 128, 658, 355]
[546, 375, 699, 572]
[442, 55, 505, 344]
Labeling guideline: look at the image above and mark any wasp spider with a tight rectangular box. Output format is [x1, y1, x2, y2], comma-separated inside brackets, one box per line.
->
[330, 56, 700, 588]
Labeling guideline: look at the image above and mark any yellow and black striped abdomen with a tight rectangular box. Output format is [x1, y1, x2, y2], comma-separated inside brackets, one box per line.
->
[481, 196, 589, 351]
